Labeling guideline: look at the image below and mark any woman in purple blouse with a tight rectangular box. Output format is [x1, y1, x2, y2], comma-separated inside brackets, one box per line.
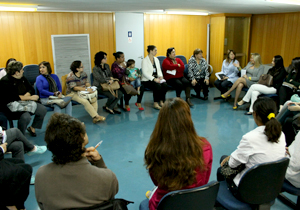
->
[111, 51, 144, 111]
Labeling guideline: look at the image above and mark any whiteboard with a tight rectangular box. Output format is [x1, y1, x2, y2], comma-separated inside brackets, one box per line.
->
[51, 34, 92, 83]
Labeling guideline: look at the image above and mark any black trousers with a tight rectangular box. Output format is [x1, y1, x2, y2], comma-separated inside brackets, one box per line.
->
[214, 79, 233, 94]
[0, 158, 32, 209]
[193, 78, 209, 97]
[0, 112, 7, 128]
[5, 103, 47, 134]
[166, 77, 191, 98]
[120, 84, 144, 106]
[98, 88, 123, 110]
[279, 86, 294, 105]
[142, 81, 168, 102]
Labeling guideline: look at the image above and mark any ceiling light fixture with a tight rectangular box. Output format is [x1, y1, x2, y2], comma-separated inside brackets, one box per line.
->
[265, 0, 300, 5]
[165, 10, 208, 16]
[0, 4, 37, 11]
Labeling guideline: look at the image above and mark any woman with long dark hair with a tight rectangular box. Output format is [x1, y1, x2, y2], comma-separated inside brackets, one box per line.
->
[238, 55, 287, 115]
[278, 57, 300, 109]
[217, 97, 286, 199]
[140, 98, 213, 210]
[111, 51, 144, 111]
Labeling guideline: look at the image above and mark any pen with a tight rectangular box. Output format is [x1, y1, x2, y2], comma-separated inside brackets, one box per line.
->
[93, 140, 103, 151]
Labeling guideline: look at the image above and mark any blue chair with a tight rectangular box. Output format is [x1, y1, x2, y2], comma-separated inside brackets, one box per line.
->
[216, 157, 290, 210]
[23, 64, 40, 86]
[139, 181, 219, 210]
[176, 55, 187, 65]
[278, 179, 300, 209]
[157, 56, 166, 70]
[183, 64, 189, 78]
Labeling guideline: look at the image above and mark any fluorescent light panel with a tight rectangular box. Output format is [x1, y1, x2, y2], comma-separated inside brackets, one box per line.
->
[265, 0, 300, 5]
[166, 11, 208, 16]
[0, 4, 37, 11]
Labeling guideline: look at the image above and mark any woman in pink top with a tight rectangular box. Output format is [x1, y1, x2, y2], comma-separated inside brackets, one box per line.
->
[140, 97, 213, 210]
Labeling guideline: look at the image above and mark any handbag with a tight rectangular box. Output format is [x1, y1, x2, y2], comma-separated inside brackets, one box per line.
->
[78, 90, 98, 103]
[7, 101, 37, 114]
[291, 94, 300, 103]
[282, 81, 297, 90]
[258, 74, 273, 87]
[121, 76, 138, 96]
[220, 161, 246, 180]
[100, 79, 120, 98]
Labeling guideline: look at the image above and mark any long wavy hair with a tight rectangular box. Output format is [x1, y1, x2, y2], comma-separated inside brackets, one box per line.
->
[144, 98, 207, 190]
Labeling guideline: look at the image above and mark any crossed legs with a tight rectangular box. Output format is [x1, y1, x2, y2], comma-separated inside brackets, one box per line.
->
[222, 78, 247, 108]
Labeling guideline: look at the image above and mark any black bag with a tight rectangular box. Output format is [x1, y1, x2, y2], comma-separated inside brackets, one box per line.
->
[220, 161, 246, 180]
[67, 199, 134, 210]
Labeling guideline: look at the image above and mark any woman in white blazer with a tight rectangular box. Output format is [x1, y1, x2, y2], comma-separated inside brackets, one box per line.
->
[142, 45, 168, 110]
[217, 97, 286, 199]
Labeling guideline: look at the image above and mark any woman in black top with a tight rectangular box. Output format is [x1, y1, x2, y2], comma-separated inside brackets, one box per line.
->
[0, 61, 47, 136]
[92, 51, 123, 114]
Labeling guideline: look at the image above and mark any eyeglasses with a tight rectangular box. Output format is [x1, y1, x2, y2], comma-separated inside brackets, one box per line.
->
[79, 66, 83, 68]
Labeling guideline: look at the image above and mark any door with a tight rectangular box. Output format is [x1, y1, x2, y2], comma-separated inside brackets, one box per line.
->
[115, 12, 144, 69]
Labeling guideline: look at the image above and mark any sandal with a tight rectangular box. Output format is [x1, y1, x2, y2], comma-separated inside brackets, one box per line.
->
[104, 106, 114, 114]
[27, 127, 36, 137]
[93, 115, 106, 123]
[221, 94, 231, 99]
[125, 105, 130, 112]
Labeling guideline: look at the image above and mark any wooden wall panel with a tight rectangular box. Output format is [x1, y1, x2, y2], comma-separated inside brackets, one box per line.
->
[0, 12, 115, 72]
[144, 14, 210, 61]
[210, 16, 225, 82]
[250, 12, 300, 65]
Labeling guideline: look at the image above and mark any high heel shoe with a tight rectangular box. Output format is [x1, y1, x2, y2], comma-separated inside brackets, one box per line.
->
[221, 94, 231, 99]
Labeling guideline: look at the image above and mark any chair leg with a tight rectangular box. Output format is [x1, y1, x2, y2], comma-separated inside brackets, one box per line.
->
[9, 119, 14, 128]
[277, 193, 296, 209]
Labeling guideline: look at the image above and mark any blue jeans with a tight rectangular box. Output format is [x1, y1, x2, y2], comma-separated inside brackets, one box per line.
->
[40, 97, 72, 116]
[130, 77, 141, 89]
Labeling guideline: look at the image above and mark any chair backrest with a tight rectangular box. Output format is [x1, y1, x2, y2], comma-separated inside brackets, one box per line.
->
[238, 157, 289, 205]
[263, 64, 272, 74]
[90, 73, 94, 86]
[176, 55, 187, 65]
[184, 64, 189, 78]
[208, 64, 213, 76]
[157, 56, 166, 70]
[23, 64, 40, 86]
[157, 181, 219, 210]
[61, 74, 68, 95]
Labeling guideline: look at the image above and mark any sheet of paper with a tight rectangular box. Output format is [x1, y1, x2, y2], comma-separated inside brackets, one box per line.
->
[241, 70, 246, 77]
[160, 79, 166, 83]
[166, 70, 176, 75]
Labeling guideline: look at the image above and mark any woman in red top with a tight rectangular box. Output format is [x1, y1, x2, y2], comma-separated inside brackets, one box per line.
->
[162, 48, 193, 106]
[140, 97, 213, 210]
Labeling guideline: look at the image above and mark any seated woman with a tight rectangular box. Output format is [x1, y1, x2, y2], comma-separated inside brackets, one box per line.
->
[0, 61, 47, 136]
[285, 131, 300, 188]
[111, 51, 144, 111]
[276, 100, 300, 146]
[217, 97, 286, 199]
[188, 48, 210, 100]
[0, 58, 16, 79]
[35, 113, 118, 209]
[221, 53, 264, 109]
[278, 57, 300, 109]
[0, 143, 32, 210]
[214, 50, 239, 96]
[142, 45, 168, 110]
[238, 55, 287, 115]
[36, 61, 72, 116]
[66, 60, 105, 123]
[92, 51, 123, 114]
[162, 48, 193, 107]
[140, 98, 212, 210]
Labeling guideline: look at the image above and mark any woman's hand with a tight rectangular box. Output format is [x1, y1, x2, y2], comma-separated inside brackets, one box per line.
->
[120, 62, 126, 68]
[58, 92, 63, 98]
[129, 77, 135, 82]
[204, 79, 209, 85]
[233, 63, 240, 68]
[0, 143, 7, 153]
[158, 76, 163, 80]
[222, 76, 229, 81]
[178, 64, 181, 67]
[290, 79, 293, 82]
[286, 147, 290, 157]
[85, 147, 101, 162]
[30, 95, 39, 101]
[191, 79, 197, 86]
[242, 75, 249, 79]
[154, 78, 160, 83]
[288, 103, 300, 112]
[87, 88, 94, 93]
[220, 156, 230, 166]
